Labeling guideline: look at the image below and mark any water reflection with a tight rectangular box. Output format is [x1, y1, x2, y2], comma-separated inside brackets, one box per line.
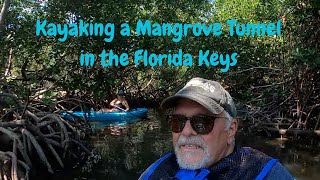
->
[61, 110, 320, 180]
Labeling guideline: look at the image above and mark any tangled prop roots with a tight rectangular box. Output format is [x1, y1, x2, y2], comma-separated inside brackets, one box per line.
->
[0, 93, 93, 180]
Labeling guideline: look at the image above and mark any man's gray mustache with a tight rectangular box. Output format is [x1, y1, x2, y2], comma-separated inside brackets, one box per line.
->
[176, 135, 206, 148]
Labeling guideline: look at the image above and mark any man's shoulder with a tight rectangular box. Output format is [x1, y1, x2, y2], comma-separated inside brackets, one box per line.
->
[235, 146, 272, 162]
[239, 147, 294, 179]
[241, 146, 270, 156]
[264, 162, 294, 180]
[139, 153, 177, 180]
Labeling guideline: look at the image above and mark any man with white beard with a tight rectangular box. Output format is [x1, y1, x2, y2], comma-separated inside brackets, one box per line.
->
[139, 77, 293, 180]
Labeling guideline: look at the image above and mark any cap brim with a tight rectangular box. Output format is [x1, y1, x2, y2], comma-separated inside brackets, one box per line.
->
[161, 93, 224, 115]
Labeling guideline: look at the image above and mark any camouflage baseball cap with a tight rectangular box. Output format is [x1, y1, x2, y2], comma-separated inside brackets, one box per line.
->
[161, 77, 237, 117]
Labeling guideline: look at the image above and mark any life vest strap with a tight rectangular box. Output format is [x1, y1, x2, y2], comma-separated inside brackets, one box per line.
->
[175, 169, 210, 180]
[140, 153, 172, 180]
[255, 158, 279, 180]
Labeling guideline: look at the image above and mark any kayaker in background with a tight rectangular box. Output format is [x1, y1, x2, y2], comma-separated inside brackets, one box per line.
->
[100, 89, 130, 112]
[110, 89, 130, 111]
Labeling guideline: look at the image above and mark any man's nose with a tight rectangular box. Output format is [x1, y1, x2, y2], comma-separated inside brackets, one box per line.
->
[181, 120, 197, 136]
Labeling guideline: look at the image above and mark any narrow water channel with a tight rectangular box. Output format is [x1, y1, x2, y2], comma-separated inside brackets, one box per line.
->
[53, 110, 320, 180]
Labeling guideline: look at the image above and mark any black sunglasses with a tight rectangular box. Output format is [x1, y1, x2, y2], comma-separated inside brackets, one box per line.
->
[167, 114, 224, 135]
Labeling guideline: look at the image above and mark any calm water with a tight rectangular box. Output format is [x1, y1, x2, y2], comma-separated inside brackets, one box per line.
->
[55, 109, 320, 180]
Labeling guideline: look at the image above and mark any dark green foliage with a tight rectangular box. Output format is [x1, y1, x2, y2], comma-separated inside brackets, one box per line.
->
[0, 0, 319, 129]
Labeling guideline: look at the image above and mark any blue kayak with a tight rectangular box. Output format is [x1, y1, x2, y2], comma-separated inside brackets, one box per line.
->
[62, 108, 148, 122]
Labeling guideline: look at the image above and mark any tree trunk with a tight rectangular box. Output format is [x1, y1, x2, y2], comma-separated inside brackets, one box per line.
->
[0, 0, 10, 34]
[4, 48, 12, 77]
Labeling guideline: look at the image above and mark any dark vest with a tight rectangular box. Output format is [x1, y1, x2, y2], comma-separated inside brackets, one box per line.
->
[139, 147, 278, 180]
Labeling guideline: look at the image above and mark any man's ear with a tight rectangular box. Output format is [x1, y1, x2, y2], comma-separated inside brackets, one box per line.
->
[227, 118, 238, 145]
